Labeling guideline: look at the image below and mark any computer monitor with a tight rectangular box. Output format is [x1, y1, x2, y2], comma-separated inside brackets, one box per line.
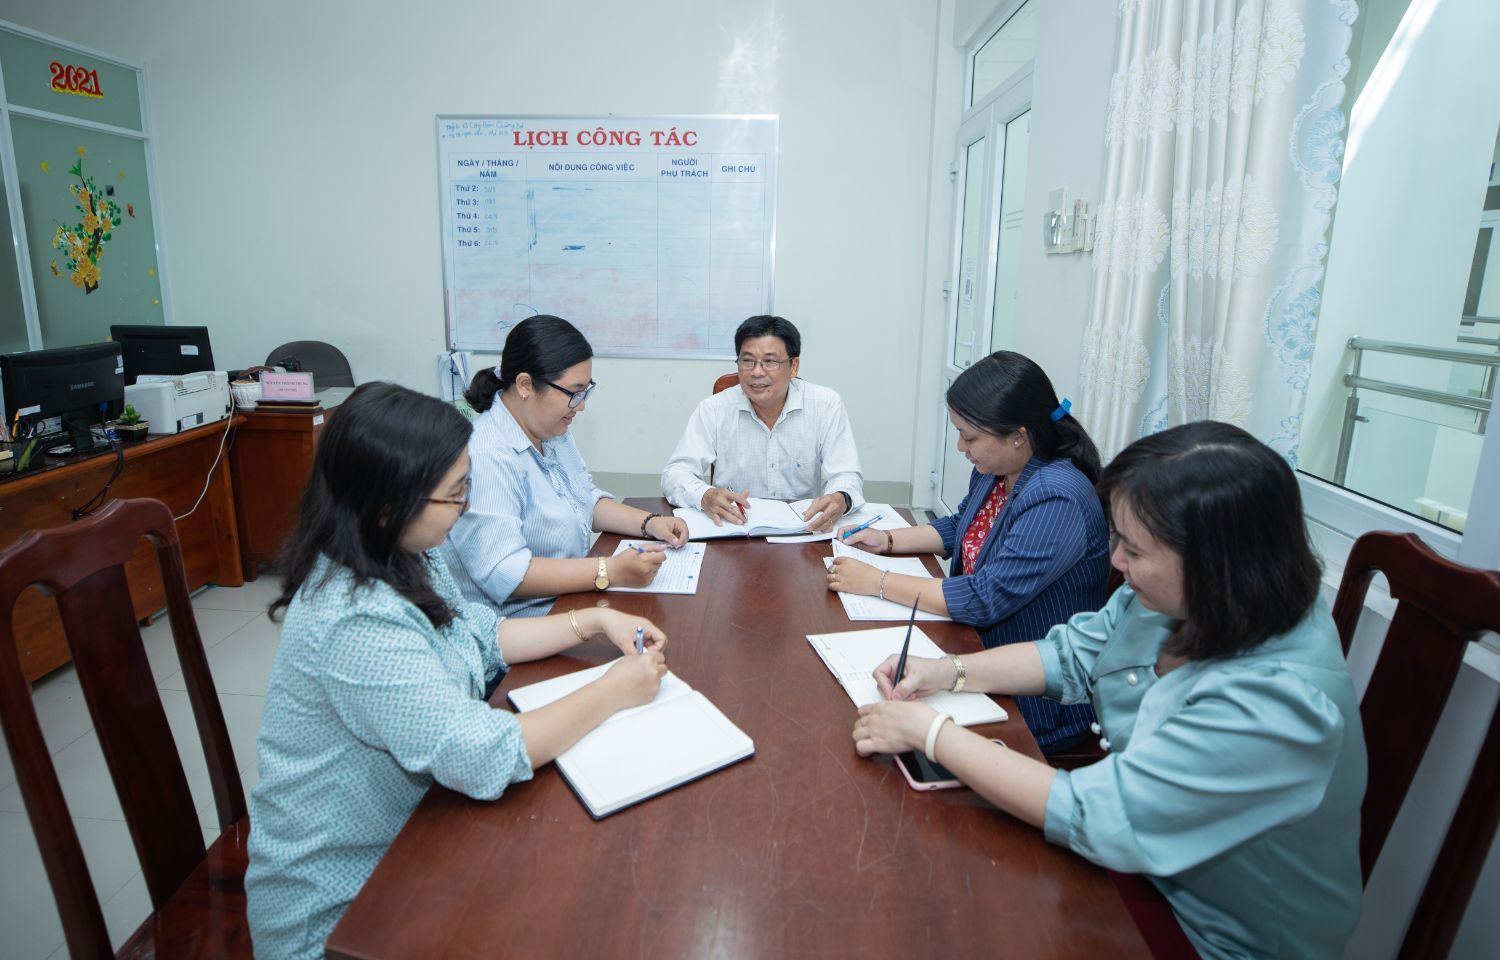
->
[1, 341, 125, 454]
[110, 324, 215, 385]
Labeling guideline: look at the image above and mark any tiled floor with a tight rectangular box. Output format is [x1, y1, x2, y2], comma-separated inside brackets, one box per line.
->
[0, 575, 284, 959]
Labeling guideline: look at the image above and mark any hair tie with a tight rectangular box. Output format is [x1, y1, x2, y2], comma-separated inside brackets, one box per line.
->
[1050, 398, 1072, 422]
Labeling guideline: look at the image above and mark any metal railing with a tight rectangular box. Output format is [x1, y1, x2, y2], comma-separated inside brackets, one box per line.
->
[1333, 336, 1497, 484]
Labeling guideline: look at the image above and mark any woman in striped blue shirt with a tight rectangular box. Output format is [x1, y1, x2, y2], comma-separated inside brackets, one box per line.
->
[828, 351, 1108, 751]
[443, 315, 690, 618]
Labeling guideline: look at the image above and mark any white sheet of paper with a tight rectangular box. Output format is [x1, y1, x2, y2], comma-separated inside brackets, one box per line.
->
[766, 502, 913, 544]
[608, 541, 707, 594]
[823, 540, 950, 621]
[805, 626, 1007, 726]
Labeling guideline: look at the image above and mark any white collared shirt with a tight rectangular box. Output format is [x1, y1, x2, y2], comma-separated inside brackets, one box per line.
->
[661, 378, 865, 509]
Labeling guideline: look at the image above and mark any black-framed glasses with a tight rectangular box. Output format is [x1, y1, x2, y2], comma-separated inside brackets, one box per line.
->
[540, 378, 597, 409]
[736, 357, 788, 372]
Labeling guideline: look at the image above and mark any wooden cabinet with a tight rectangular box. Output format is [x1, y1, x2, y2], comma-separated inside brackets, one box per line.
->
[228, 408, 327, 579]
[0, 420, 244, 682]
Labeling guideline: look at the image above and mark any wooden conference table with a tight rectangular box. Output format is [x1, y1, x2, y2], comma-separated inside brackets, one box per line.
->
[327, 500, 1149, 959]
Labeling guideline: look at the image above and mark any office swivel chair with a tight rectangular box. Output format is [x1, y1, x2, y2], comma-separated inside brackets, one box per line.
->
[265, 340, 354, 388]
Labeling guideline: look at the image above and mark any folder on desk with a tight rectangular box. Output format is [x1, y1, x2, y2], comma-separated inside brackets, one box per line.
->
[508, 662, 754, 818]
[806, 626, 1008, 726]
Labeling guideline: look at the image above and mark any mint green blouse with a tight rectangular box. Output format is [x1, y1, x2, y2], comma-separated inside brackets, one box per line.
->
[1036, 587, 1366, 959]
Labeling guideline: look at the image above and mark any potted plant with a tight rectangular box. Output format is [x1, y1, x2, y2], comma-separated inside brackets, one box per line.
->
[114, 403, 150, 442]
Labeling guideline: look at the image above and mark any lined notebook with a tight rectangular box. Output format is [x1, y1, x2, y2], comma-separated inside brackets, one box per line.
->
[508, 662, 754, 818]
[806, 626, 1008, 726]
[608, 541, 707, 594]
[766, 501, 911, 544]
[823, 540, 951, 621]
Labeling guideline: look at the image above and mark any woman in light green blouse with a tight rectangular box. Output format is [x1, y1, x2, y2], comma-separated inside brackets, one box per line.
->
[852, 421, 1366, 959]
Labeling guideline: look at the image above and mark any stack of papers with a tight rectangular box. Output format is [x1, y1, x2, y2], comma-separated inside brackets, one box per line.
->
[824, 540, 951, 621]
[509, 662, 755, 818]
[806, 626, 1007, 725]
[608, 541, 707, 594]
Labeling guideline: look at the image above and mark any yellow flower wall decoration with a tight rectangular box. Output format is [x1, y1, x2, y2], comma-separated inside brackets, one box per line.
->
[51, 158, 121, 294]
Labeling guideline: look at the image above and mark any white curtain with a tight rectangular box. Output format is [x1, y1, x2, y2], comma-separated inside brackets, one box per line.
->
[1078, 0, 1357, 462]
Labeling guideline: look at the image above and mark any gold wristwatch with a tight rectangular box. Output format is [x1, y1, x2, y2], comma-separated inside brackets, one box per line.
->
[593, 556, 610, 590]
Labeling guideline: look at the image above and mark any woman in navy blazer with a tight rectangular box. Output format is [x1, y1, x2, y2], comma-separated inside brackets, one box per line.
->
[829, 351, 1109, 750]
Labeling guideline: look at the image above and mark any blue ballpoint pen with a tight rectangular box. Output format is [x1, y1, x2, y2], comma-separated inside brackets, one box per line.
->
[634, 626, 645, 655]
[839, 514, 884, 540]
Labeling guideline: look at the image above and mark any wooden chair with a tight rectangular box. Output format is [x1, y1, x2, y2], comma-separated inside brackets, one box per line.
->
[1331, 531, 1500, 959]
[712, 372, 738, 395]
[0, 498, 251, 958]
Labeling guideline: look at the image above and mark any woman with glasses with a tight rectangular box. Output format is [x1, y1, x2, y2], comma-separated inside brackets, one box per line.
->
[247, 382, 668, 959]
[444, 314, 689, 618]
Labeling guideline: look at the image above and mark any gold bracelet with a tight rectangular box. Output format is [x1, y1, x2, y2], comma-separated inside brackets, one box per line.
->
[568, 609, 587, 642]
[884, 529, 895, 555]
[949, 654, 967, 693]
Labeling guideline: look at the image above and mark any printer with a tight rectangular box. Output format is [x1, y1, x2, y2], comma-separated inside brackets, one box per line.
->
[123, 371, 232, 434]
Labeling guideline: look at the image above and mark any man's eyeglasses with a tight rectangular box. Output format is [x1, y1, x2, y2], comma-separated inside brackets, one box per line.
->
[540, 378, 597, 409]
[736, 357, 789, 372]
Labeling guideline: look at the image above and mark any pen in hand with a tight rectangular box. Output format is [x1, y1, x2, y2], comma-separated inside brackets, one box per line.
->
[839, 514, 883, 540]
[634, 626, 645, 655]
[891, 594, 920, 699]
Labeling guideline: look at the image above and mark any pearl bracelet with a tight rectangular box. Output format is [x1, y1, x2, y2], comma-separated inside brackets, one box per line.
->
[924, 712, 953, 761]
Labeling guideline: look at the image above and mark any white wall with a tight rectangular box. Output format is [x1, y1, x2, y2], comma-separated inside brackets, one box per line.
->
[0, 0, 954, 487]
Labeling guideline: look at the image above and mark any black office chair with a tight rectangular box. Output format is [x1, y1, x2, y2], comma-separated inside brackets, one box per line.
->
[264, 340, 354, 388]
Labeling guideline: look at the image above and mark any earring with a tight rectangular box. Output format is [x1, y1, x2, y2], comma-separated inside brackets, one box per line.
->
[1013, 440, 1022, 448]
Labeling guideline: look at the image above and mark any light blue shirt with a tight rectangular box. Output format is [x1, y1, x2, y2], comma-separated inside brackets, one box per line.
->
[1036, 587, 1366, 959]
[245, 550, 531, 960]
[443, 399, 613, 618]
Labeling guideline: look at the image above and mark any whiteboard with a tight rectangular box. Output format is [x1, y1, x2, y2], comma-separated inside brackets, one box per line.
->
[436, 115, 778, 358]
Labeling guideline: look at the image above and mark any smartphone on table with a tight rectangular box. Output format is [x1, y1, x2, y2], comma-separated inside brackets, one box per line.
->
[894, 739, 1006, 791]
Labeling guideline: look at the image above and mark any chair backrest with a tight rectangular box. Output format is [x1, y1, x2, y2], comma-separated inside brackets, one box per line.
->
[265, 340, 355, 388]
[1331, 530, 1500, 957]
[712, 372, 738, 395]
[0, 498, 245, 959]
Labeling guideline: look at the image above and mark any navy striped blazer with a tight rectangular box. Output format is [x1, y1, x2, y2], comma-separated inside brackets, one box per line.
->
[933, 457, 1109, 751]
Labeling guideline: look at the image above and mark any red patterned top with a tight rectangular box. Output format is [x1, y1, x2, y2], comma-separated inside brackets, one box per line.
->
[959, 478, 1009, 575]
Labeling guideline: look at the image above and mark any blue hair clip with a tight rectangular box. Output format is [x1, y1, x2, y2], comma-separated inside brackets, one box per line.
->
[1050, 398, 1072, 422]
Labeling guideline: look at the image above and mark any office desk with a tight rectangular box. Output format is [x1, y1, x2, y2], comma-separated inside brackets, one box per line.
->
[327, 500, 1149, 959]
[0, 419, 243, 682]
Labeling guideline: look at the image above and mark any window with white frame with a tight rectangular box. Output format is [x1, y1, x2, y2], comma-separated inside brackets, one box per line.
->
[1296, 0, 1498, 559]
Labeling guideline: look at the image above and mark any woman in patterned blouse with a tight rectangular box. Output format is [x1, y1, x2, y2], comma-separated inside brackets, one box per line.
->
[246, 382, 669, 959]
[827, 351, 1109, 751]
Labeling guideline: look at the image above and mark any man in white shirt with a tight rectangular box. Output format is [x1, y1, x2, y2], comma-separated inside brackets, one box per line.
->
[661, 315, 865, 531]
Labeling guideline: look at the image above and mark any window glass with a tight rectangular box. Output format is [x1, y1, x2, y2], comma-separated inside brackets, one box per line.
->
[0, 29, 143, 131]
[10, 115, 164, 347]
[1298, 0, 1495, 533]
[971, 2, 1035, 106]
[989, 110, 1029, 354]
[952, 135, 988, 368]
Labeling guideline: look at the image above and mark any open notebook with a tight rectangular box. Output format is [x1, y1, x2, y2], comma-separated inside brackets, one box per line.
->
[823, 540, 951, 621]
[672, 497, 818, 539]
[806, 626, 1008, 726]
[508, 662, 754, 818]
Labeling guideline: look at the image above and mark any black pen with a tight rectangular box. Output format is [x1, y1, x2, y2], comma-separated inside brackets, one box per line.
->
[891, 593, 920, 698]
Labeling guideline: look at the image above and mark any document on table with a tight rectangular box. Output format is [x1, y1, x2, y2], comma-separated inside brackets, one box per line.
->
[509, 661, 755, 818]
[806, 626, 1007, 726]
[608, 541, 707, 594]
[672, 497, 815, 539]
[823, 540, 950, 621]
[766, 501, 912, 544]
